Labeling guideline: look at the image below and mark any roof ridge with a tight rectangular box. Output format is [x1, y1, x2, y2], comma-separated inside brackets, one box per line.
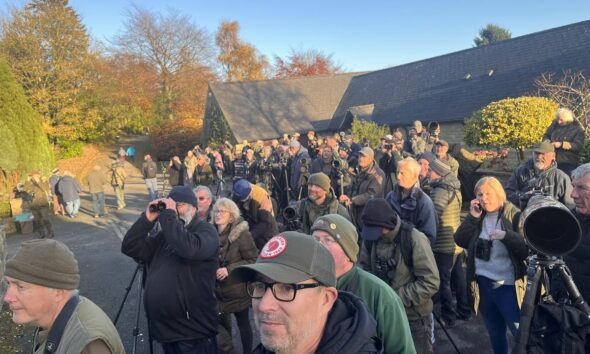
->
[356, 19, 590, 77]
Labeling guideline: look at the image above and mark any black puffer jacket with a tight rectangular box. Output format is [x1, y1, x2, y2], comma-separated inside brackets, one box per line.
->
[253, 291, 383, 354]
[122, 210, 219, 342]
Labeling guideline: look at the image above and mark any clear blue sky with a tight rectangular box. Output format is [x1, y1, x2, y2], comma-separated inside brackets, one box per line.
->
[3, 0, 590, 72]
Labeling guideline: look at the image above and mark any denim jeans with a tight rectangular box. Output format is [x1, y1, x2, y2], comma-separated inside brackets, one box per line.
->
[65, 198, 80, 216]
[477, 275, 521, 354]
[145, 178, 158, 200]
[91, 192, 106, 215]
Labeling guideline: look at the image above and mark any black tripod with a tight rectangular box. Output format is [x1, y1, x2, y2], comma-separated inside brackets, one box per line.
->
[513, 254, 590, 354]
[114, 262, 153, 354]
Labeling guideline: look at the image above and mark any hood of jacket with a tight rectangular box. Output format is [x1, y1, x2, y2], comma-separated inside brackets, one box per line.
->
[315, 291, 381, 353]
[224, 219, 249, 243]
[429, 172, 461, 191]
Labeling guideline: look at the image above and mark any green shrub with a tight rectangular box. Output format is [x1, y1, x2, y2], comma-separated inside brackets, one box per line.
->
[464, 96, 559, 160]
[351, 118, 390, 149]
[56, 140, 84, 159]
[580, 140, 590, 165]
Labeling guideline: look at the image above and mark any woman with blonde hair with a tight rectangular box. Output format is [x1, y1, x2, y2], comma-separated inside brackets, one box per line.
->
[454, 176, 528, 354]
[213, 197, 258, 354]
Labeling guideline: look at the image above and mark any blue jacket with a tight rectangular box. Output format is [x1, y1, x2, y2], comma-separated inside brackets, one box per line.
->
[289, 146, 310, 190]
[385, 184, 438, 243]
[57, 175, 81, 202]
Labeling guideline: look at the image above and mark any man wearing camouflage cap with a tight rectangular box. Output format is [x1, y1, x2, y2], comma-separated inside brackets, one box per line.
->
[4, 239, 124, 353]
[231, 231, 382, 353]
[311, 214, 416, 354]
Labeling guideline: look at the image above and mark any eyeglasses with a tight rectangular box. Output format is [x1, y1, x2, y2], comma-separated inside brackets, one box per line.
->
[215, 209, 230, 214]
[246, 280, 321, 302]
[198, 197, 209, 201]
[313, 236, 337, 248]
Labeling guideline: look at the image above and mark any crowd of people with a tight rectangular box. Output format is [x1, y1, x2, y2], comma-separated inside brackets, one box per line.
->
[5, 107, 590, 354]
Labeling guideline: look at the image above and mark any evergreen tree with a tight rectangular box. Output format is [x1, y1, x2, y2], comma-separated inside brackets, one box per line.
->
[0, 0, 96, 146]
[474, 24, 512, 47]
[0, 59, 54, 174]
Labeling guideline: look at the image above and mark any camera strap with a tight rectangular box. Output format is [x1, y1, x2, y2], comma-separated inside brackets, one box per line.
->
[41, 294, 80, 353]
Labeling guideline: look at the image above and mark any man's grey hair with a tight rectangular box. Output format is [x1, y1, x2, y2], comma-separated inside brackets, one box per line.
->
[194, 185, 213, 200]
[556, 108, 575, 123]
[571, 163, 590, 181]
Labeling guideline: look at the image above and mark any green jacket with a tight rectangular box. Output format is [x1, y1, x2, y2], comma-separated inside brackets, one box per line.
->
[338, 266, 416, 354]
[362, 222, 440, 321]
[454, 202, 528, 314]
[429, 173, 462, 254]
[299, 192, 351, 234]
[35, 296, 125, 354]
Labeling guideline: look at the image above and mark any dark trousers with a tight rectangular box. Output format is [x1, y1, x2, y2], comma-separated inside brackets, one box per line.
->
[451, 252, 471, 318]
[434, 252, 454, 321]
[161, 337, 218, 354]
[218, 308, 253, 354]
[32, 207, 54, 239]
[408, 315, 434, 354]
[477, 275, 520, 354]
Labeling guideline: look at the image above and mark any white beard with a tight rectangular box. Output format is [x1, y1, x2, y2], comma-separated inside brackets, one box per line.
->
[179, 208, 195, 225]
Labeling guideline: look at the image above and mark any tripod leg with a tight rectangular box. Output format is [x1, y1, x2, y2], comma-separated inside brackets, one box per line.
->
[433, 311, 461, 354]
[132, 265, 145, 354]
[513, 262, 544, 354]
[557, 264, 590, 316]
[114, 263, 141, 325]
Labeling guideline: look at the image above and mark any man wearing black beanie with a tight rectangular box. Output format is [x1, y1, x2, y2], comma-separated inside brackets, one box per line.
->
[360, 198, 439, 354]
[122, 185, 220, 353]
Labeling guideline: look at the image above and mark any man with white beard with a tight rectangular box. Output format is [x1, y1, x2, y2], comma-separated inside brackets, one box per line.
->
[505, 141, 574, 209]
[231, 232, 383, 354]
[122, 185, 220, 353]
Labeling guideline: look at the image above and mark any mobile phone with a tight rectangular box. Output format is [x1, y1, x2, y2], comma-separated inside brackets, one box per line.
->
[474, 202, 482, 212]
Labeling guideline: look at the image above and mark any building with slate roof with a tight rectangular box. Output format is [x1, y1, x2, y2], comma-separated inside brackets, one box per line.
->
[202, 20, 590, 146]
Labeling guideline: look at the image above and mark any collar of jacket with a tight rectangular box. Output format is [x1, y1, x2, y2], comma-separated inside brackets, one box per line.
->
[225, 219, 249, 243]
[381, 214, 402, 243]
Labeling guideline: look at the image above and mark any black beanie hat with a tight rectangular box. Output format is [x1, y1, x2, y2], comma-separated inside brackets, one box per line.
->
[168, 185, 197, 207]
[361, 198, 398, 229]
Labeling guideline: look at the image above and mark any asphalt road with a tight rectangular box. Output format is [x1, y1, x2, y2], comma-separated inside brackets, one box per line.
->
[4, 135, 498, 354]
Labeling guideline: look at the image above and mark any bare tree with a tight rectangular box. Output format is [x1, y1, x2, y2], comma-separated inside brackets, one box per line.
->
[536, 70, 590, 136]
[113, 5, 215, 119]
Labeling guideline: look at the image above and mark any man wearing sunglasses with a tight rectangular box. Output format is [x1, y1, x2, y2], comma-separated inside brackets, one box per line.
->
[231, 231, 382, 354]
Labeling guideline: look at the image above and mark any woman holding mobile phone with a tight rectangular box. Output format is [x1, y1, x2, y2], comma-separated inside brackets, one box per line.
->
[454, 176, 528, 354]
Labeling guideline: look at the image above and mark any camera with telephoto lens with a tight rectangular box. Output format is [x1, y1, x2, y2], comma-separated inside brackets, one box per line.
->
[149, 201, 167, 213]
[475, 238, 493, 261]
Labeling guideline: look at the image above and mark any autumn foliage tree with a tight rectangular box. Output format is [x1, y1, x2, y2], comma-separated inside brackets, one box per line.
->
[0, 0, 97, 149]
[464, 96, 559, 160]
[114, 5, 216, 121]
[273, 48, 342, 78]
[215, 20, 268, 81]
